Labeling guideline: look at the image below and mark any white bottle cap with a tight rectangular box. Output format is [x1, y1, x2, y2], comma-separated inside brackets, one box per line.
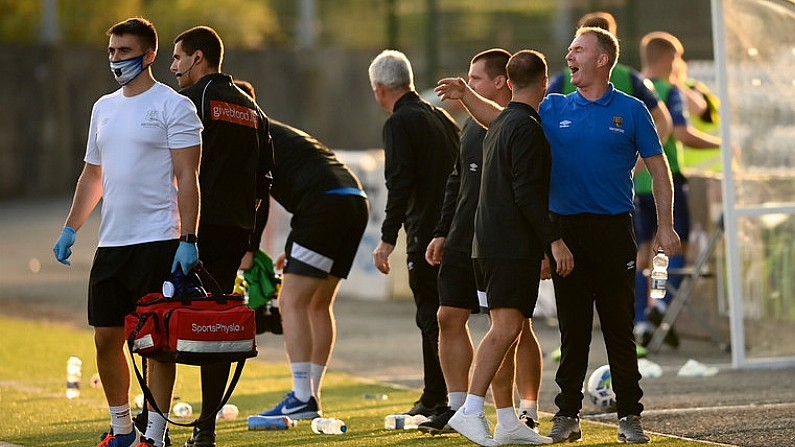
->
[162, 281, 175, 297]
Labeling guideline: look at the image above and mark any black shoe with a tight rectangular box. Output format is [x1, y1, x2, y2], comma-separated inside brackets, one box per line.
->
[646, 307, 680, 348]
[417, 406, 456, 435]
[133, 411, 171, 447]
[405, 400, 444, 417]
[518, 411, 539, 433]
[639, 330, 653, 348]
[184, 426, 216, 447]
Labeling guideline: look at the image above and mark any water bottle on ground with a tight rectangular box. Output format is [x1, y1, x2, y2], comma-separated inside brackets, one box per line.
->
[384, 414, 426, 429]
[650, 249, 669, 299]
[311, 417, 347, 434]
[363, 393, 388, 400]
[247, 415, 296, 430]
[66, 356, 82, 399]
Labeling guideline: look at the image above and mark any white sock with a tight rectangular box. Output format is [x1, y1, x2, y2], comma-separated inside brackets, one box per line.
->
[144, 410, 168, 447]
[634, 321, 653, 336]
[519, 399, 538, 421]
[462, 394, 485, 415]
[109, 403, 133, 435]
[310, 363, 326, 399]
[291, 362, 313, 402]
[497, 406, 522, 430]
[448, 391, 467, 411]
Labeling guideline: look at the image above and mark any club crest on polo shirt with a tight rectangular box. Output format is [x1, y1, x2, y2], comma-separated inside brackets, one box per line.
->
[141, 109, 162, 128]
[609, 115, 625, 134]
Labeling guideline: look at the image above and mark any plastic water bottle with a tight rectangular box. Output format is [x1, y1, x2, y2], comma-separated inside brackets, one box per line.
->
[384, 414, 426, 430]
[650, 249, 669, 299]
[311, 417, 347, 434]
[66, 356, 82, 399]
[216, 404, 239, 420]
[247, 415, 296, 430]
[363, 393, 388, 400]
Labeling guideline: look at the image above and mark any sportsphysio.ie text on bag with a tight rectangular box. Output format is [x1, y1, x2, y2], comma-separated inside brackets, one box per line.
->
[124, 265, 257, 365]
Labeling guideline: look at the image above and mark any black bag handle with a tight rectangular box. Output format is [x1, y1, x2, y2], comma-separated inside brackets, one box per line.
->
[174, 263, 237, 304]
[128, 343, 246, 427]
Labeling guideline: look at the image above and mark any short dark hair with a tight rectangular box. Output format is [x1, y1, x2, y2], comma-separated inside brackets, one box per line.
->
[576, 26, 620, 70]
[471, 48, 511, 80]
[107, 17, 157, 53]
[641, 31, 684, 66]
[506, 50, 547, 90]
[578, 11, 617, 36]
[234, 80, 256, 100]
[174, 26, 224, 70]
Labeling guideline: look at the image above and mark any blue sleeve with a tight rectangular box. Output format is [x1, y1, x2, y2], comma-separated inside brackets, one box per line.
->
[666, 86, 688, 127]
[634, 102, 664, 158]
[547, 72, 564, 94]
[630, 72, 660, 111]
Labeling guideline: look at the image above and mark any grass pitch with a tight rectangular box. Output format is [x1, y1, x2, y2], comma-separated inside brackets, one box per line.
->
[0, 315, 705, 446]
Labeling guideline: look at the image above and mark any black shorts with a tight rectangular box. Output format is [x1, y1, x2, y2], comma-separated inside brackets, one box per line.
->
[473, 257, 542, 318]
[283, 194, 369, 279]
[438, 248, 481, 313]
[88, 240, 178, 327]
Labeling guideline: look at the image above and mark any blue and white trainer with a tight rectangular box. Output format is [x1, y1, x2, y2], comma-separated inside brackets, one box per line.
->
[258, 391, 321, 420]
[97, 427, 141, 447]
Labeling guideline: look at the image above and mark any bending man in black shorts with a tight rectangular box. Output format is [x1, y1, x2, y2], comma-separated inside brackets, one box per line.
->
[236, 80, 370, 422]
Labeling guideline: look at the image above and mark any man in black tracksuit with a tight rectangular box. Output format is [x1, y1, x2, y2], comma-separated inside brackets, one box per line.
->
[169, 26, 273, 447]
[421, 49, 551, 437]
[368, 49, 460, 416]
[446, 50, 573, 446]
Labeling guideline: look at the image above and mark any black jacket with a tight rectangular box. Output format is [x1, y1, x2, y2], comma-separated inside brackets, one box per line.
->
[248, 119, 364, 251]
[380, 91, 460, 253]
[179, 73, 274, 230]
[473, 102, 559, 259]
[433, 117, 486, 254]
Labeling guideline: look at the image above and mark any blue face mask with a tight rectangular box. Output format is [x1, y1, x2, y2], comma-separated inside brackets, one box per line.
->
[109, 53, 148, 86]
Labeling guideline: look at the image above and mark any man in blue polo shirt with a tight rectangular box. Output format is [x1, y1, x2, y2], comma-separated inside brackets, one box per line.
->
[436, 26, 681, 445]
[547, 11, 672, 145]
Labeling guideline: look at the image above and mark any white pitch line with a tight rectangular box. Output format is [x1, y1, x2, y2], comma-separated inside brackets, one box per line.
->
[640, 401, 795, 415]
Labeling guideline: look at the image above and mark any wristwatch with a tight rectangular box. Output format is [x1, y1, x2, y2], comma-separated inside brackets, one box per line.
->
[179, 234, 198, 243]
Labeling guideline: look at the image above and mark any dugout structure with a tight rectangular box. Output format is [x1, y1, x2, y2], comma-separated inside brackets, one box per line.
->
[712, 0, 795, 368]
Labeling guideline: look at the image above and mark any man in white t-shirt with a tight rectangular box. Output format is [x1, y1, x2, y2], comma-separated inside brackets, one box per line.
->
[52, 17, 203, 447]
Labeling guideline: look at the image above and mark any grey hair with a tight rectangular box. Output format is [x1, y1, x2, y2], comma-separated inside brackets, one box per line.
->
[368, 49, 415, 91]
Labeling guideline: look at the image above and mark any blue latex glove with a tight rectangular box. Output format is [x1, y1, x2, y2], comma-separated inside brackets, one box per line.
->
[53, 226, 77, 266]
[172, 241, 199, 274]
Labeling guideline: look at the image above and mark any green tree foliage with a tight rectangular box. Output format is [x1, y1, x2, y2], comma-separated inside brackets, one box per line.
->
[3, 0, 560, 50]
[1, 0, 282, 48]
